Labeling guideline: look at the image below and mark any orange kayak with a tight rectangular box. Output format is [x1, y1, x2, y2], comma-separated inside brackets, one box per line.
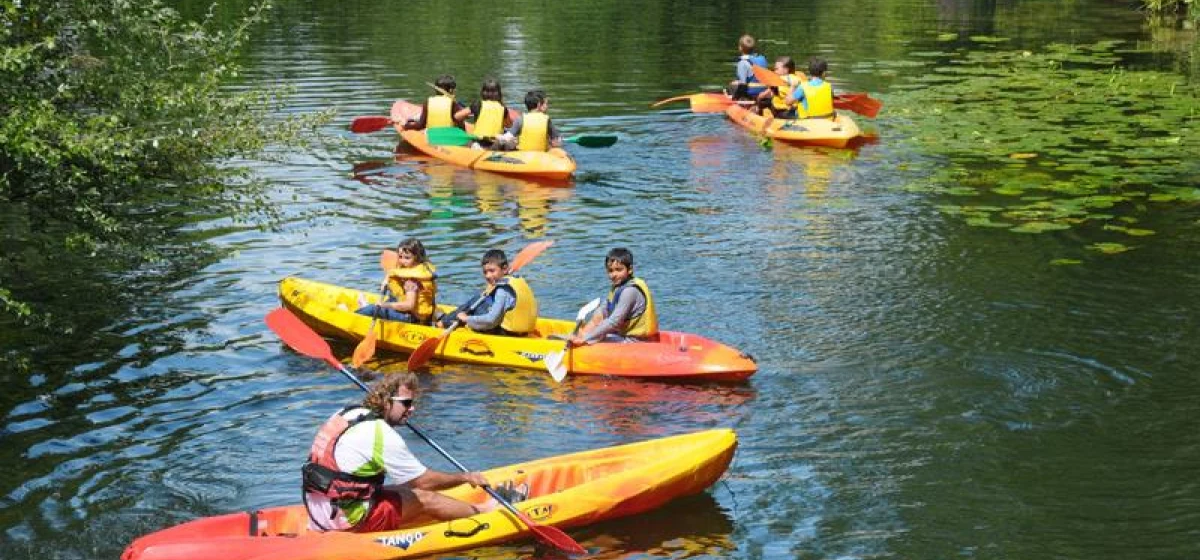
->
[391, 100, 576, 181]
[725, 103, 862, 148]
[280, 277, 756, 382]
[122, 429, 737, 560]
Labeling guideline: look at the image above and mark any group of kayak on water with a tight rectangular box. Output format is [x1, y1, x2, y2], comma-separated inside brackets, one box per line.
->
[404, 75, 563, 152]
[305, 243, 659, 533]
[286, 35, 814, 541]
[727, 33, 836, 123]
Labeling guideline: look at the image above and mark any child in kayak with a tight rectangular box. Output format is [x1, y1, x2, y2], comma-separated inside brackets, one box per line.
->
[788, 57, 836, 119]
[496, 90, 562, 151]
[727, 34, 768, 100]
[403, 74, 466, 131]
[453, 78, 513, 149]
[356, 238, 438, 325]
[755, 56, 803, 119]
[568, 247, 658, 346]
[436, 249, 540, 336]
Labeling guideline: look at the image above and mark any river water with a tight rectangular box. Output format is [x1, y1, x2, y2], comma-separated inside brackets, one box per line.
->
[4, 0, 1199, 558]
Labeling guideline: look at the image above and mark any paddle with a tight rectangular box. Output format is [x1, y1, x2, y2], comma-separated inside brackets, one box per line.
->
[544, 298, 603, 383]
[406, 239, 554, 371]
[264, 307, 587, 556]
[350, 116, 397, 134]
[351, 250, 400, 367]
[427, 126, 616, 149]
[564, 134, 618, 148]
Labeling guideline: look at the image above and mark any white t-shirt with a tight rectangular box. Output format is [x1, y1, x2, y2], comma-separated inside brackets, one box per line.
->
[304, 408, 427, 530]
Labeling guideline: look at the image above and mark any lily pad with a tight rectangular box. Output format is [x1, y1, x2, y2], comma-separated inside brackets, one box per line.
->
[1087, 242, 1133, 254]
[1050, 259, 1083, 266]
[1010, 221, 1071, 233]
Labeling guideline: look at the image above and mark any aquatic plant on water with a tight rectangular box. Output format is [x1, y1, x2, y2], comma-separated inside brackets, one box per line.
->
[887, 41, 1199, 245]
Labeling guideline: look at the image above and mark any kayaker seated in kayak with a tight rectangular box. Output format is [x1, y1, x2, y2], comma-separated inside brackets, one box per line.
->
[568, 247, 659, 346]
[754, 56, 803, 119]
[302, 372, 497, 533]
[786, 57, 836, 119]
[726, 34, 768, 101]
[435, 249, 540, 337]
[452, 78, 513, 149]
[495, 90, 562, 152]
[402, 74, 467, 131]
[355, 238, 438, 325]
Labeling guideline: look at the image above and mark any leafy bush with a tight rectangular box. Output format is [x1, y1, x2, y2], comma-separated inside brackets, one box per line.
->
[0, 0, 327, 327]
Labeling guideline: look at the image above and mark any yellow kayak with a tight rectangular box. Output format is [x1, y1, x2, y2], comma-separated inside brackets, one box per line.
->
[280, 277, 757, 381]
[725, 103, 862, 148]
[392, 100, 576, 181]
[122, 429, 737, 560]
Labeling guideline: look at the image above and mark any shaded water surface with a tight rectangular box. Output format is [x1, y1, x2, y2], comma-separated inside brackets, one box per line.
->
[3, 0, 1199, 558]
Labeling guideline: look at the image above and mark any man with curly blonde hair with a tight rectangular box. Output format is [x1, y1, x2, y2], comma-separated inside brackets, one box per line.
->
[302, 372, 494, 532]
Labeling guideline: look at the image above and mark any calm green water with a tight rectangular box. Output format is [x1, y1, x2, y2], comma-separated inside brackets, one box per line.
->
[3, 1, 1200, 559]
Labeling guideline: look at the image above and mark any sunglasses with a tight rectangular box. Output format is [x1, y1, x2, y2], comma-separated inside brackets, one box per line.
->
[389, 397, 414, 409]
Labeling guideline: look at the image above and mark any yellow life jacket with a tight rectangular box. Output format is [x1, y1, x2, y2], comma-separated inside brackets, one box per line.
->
[797, 80, 834, 119]
[517, 112, 549, 152]
[386, 262, 437, 322]
[426, 95, 454, 128]
[606, 277, 658, 339]
[473, 100, 505, 139]
[771, 74, 803, 113]
[486, 276, 538, 335]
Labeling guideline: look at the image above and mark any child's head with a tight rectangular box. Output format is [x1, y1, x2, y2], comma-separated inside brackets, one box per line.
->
[480, 249, 509, 285]
[774, 56, 795, 75]
[807, 57, 828, 78]
[480, 78, 503, 102]
[396, 238, 427, 266]
[605, 248, 634, 286]
[435, 74, 457, 94]
[524, 90, 548, 111]
[738, 34, 757, 54]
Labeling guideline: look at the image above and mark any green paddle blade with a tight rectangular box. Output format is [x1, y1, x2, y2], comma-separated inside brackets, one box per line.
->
[566, 134, 618, 148]
[426, 126, 473, 146]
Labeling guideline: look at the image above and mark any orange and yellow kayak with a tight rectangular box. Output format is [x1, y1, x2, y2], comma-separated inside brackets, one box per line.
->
[122, 429, 737, 560]
[279, 277, 756, 382]
[392, 100, 576, 181]
[725, 104, 862, 148]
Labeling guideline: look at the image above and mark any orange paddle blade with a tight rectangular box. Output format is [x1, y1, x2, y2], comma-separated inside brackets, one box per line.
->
[516, 510, 587, 554]
[380, 250, 399, 271]
[751, 65, 786, 88]
[351, 328, 377, 368]
[407, 328, 449, 370]
[650, 94, 696, 108]
[265, 308, 342, 369]
[349, 116, 394, 134]
[509, 240, 554, 273]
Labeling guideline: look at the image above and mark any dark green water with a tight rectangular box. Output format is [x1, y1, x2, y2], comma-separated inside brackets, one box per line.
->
[3, 1, 1199, 558]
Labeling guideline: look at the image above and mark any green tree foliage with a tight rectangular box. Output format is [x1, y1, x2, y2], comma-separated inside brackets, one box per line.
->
[0, 0, 327, 328]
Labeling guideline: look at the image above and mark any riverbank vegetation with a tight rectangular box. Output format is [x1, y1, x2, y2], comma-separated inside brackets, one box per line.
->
[1, 0, 329, 366]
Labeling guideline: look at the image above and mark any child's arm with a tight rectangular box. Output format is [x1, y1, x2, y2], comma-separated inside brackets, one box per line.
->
[453, 101, 474, 123]
[574, 289, 641, 344]
[389, 280, 420, 313]
[460, 289, 513, 331]
[547, 118, 563, 148]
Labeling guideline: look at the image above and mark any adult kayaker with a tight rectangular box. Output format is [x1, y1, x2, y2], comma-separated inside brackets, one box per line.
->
[497, 90, 562, 152]
[727, 34, 769, 100]
[436, 249, 540, 336]
[302, 372, 496, 532]
[568, 247, 658, 346]
[453, 78, 513, 149]
[354, 238, 438, 325]
[403, 74, 466, 131]
[788, 57, 836, 119]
